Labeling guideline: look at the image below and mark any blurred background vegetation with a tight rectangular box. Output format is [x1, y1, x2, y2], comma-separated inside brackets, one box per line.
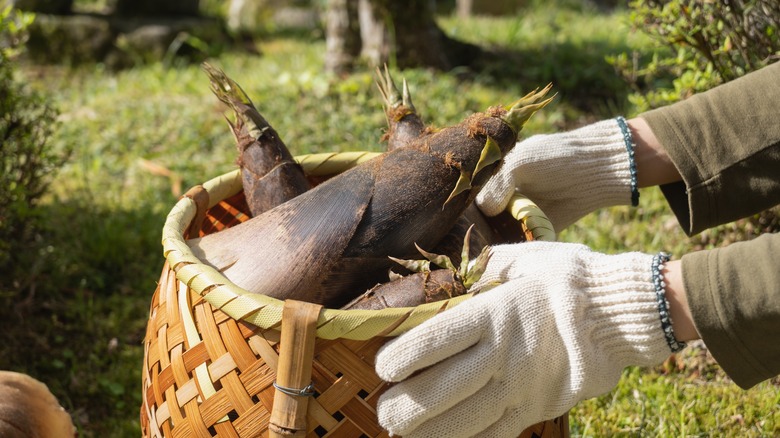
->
[0, 0, 778, 436]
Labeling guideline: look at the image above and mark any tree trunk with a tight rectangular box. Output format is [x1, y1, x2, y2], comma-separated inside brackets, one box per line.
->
[372, 0, 482, 70]
[456, 0, 473, 18]
[325, 0, 483, 72]
[358, 0, 388, 67]
[324, 0, 362, 74]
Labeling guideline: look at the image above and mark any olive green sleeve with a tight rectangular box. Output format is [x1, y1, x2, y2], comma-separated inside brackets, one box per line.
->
[640, 62, 780, 389]
[681, 233, 780, 389]
[641, 61, 780, 236]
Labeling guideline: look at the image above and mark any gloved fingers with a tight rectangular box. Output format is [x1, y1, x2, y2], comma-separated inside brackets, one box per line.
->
[471, 242, 566, 290]
[475, 132, 561, 218]
[474, 404, 562, 438]
[475, 164, 515, 217]
[375, 302, 488, 382]
[404, 369, 537, 438]
[377, 337, 501, 437]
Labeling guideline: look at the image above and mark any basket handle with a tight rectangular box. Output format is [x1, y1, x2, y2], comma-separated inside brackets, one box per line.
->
[269, 299, 323, 437]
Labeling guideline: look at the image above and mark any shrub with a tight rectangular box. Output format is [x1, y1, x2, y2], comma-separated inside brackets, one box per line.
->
[604, 0, 780, 248]
[0, 7, 67, 286]
[609, 0, 780, 111]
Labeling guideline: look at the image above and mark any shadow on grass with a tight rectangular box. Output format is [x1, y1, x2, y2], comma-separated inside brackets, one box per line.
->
[226, 8, 637, 121]
[0, 197, 168, 436]
[466, 39, 636, 119]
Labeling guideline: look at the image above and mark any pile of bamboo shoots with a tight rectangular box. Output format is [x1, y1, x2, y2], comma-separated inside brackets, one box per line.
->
[188, 64, 553, 310]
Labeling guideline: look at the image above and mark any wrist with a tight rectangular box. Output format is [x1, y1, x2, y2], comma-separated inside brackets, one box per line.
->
[661, 259, 699, 342]
[630, 117, 682, 188]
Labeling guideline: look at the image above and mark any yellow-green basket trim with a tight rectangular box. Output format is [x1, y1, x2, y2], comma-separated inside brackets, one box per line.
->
[316, 309, 397, 340]
[202, 169, 243, 208]
[296, 152, 380, 176]
[219, 294, 276, 321]
[242, 305, 285, 330]
[163, 198, 197, 239]
[186, 266, 230, 296]
[385, 299, 465, 334]
[508, 193, 555, 241]
[163, 238, 201, 265]
[202, 283, 250, 311]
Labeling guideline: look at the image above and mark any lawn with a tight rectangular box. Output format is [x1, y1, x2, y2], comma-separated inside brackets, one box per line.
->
[3, 2, 779, 436]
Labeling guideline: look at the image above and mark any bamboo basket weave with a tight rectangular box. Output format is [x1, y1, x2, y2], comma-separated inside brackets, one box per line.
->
[140, 152, 566, 437]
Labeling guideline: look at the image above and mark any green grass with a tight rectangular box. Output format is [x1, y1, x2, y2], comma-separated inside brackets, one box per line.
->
[4, 3, 778, 436]
[573, 363, 780, 436]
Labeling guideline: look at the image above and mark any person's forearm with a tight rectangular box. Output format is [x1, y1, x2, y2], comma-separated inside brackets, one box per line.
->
[629, 117, 682, 188]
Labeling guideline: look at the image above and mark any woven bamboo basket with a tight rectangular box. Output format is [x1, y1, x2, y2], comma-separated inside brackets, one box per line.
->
[140, 152, 567, 437]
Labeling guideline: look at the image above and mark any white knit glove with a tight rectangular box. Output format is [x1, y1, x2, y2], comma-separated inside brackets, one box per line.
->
[375, 242, 675, 438]
[476, 118, 637, 232]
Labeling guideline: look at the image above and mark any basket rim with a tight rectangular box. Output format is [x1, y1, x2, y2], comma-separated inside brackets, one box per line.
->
[162, 152, 553, 340]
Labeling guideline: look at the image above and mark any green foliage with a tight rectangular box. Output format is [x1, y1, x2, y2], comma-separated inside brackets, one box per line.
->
[597, 0, 780, 256]
[0, 7, 68, 281]
[609, 0, 780, 112]
[440, 3, 644, 117]
[0, 5, 34, 57]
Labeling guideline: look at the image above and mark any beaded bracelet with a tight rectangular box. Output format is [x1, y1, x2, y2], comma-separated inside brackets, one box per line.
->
[652, 252, 687, 353]
[615, 116, 640, 207]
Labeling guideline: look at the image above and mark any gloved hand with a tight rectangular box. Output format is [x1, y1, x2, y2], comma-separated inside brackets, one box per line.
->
[375, 242, 675, 438]
[476, 118, 637, 232]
